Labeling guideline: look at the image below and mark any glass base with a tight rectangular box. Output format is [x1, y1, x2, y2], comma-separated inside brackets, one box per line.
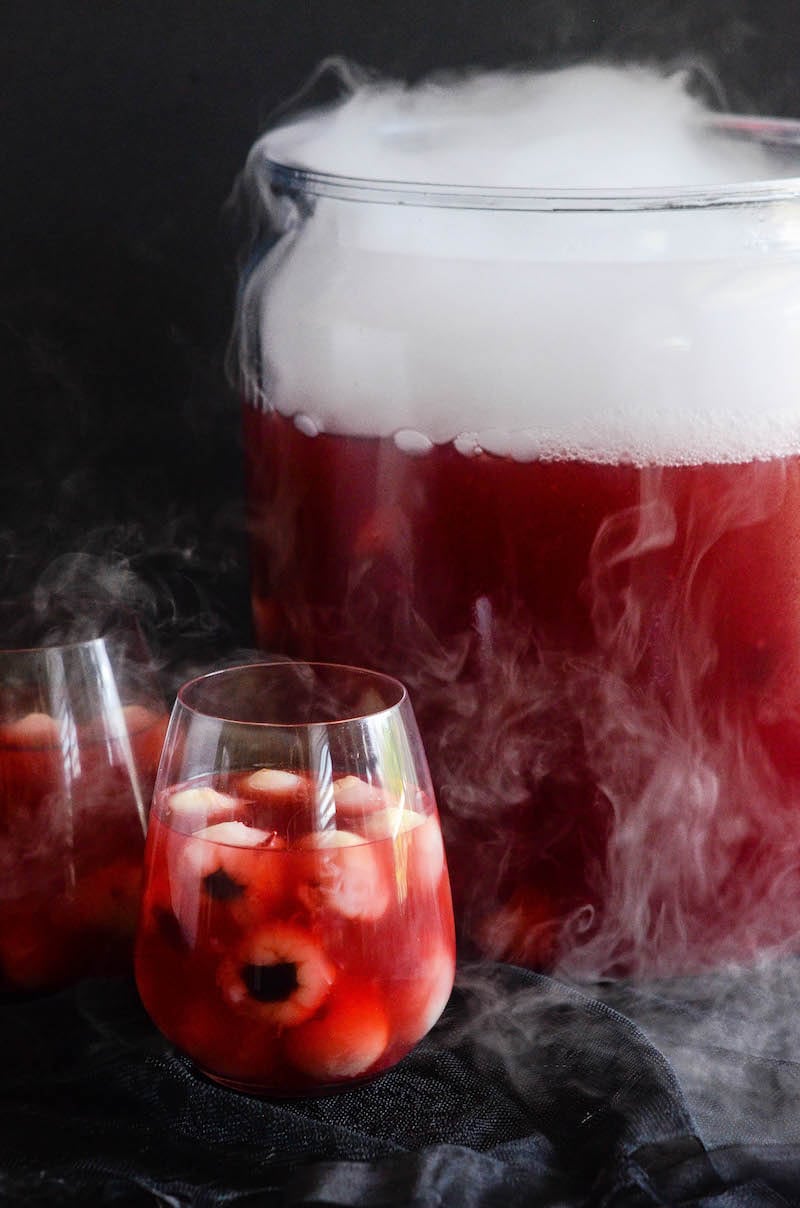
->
[200, 1065, 388, 1098]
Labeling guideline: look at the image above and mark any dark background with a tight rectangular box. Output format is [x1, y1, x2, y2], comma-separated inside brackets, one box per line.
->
[2, 0, 800, 680]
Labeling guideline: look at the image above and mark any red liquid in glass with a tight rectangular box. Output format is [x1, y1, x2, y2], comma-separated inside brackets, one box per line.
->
[244, 405, 800, 975]
[0, 709, 167, 993]
[135, 772, 455, 1094]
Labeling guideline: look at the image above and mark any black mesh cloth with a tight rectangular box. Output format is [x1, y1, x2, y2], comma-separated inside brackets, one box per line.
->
[2, 962, 800, 1206]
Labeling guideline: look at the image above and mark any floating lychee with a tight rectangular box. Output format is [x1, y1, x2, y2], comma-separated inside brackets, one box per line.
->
[332, 775, 394, 822]
[392, 942, 455, 1045]
[241, 767, 309, 803]
[163, 786, 246, 832]
[0, 712, 60, 748]
[237, 766, 312, 833]
[218, 920, 335, 1027]
[295, 828, 389, 920]
[283, 977, 389, 1080]
[363, 806, 445, 890]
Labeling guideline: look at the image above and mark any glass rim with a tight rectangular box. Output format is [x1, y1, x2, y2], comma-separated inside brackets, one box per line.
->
[0, 634, 113, 659]
[176, 660, 409, 728]
[260, 113, 800, 212]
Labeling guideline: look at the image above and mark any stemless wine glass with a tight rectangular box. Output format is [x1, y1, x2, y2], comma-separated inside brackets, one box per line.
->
[135, 661, 456, 1095]
[0, 629, 167, 994]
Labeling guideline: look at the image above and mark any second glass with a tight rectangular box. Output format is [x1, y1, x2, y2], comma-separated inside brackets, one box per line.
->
[0, 631, 167, 994]
[135, 661, 455, 1095]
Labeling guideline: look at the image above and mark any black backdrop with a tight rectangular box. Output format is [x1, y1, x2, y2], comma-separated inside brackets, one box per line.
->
[3, 0, 800, 675]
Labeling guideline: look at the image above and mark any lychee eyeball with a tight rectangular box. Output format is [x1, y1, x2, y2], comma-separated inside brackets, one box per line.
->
[169, 821, 285, 943]
[218, 921, 335, 1027]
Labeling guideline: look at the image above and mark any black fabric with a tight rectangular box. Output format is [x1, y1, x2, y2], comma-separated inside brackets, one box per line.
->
[1, 963, 800, 1206]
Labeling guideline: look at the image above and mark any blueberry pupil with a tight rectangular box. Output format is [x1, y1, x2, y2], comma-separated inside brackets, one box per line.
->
[203, 868, 245, 901]
[242, 961, 299, 1002]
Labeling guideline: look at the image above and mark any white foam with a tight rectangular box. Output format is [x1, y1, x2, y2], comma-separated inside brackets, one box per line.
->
[240, 64, 800, 465]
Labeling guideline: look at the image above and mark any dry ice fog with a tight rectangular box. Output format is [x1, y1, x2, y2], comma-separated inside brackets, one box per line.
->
[245, 63, 799, 461]
[236, 58, 800, 1003]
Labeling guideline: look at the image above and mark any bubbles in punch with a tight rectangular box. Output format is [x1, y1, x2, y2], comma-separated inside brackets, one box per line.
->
[234, 63, 800, 977]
